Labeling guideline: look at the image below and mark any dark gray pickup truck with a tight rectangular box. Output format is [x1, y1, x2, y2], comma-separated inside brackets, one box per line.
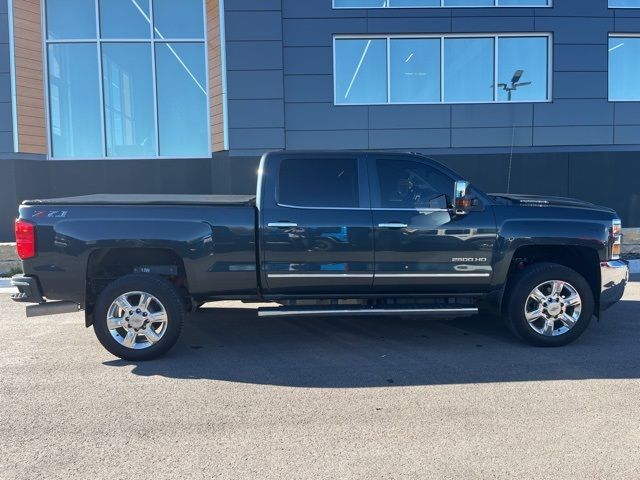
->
[11, 151, 629, 360]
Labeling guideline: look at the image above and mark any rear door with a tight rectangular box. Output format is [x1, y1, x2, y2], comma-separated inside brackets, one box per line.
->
[369, 154, 497, 293]
[260, 153, 374, 295]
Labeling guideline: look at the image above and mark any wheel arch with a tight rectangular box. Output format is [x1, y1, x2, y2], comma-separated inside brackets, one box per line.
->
[84, 248, 188, 327]
[499, 244, 601, 315]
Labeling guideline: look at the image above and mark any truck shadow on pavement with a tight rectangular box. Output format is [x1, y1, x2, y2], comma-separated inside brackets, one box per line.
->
[104, 290, 640, 388]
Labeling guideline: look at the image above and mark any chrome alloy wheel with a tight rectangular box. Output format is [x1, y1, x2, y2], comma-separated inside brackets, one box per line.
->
[524, 280, 582, 337]
[106, 291, 169, 350]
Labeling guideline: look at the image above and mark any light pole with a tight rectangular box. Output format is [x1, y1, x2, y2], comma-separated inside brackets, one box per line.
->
[498, 69, 532, 101]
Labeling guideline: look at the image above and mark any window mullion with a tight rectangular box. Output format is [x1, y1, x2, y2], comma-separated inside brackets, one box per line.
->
[386, 37, 391, 104]
[150, 0, 160, 157]
[440, 36, 445, 103]
[95, 0, 107, 158]
[494, 35, 498, 102]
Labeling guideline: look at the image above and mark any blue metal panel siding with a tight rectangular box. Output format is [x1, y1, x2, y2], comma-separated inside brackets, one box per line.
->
[284, 46, 333, 74]
[225, 41, 283, 71]
[227, 70, 284, 100]
[554, 72, 607, 100]
[367, 16, 452, 33]
[222, 0, 640, 154]
[451, 104, 533, 128]
[615, 103, 640, 125]
[283, 18, 367, 46]
[370, 128, 450, 149]
[452, 127, 532, 148]
[615, 126, 640, 145]
[223, 0, 285, 153]
[225, 11, 283, 41]
[533, 126, 614, 147]
[369, 105, 450, 129]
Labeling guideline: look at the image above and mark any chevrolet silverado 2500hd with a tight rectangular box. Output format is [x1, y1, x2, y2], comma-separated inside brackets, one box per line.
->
[11, 151, 629, 360]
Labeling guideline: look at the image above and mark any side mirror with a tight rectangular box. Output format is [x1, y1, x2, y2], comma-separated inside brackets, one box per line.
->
[453, 180, 473, 215]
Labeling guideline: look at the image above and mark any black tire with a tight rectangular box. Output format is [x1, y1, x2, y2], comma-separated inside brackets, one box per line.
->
[93, 274, 185, 360]
[504, 262, 594, 347]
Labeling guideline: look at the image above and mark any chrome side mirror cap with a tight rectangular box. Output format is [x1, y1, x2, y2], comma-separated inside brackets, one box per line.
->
[454, 180, 472, 215]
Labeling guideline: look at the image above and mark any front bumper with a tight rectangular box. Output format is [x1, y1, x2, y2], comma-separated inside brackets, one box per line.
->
[600, 260, 629, 310]
[10, 275, 44, 304]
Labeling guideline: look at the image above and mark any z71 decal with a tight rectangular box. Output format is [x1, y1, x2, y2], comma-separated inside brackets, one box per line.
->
[33, 210, 68, 219]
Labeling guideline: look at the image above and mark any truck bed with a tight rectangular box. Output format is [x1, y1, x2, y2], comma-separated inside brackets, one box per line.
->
[22, 194, 256, 206]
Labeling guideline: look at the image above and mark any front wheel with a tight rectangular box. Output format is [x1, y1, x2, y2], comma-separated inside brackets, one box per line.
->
[505, 262, 594, 347]
[93, 274, 185, 360]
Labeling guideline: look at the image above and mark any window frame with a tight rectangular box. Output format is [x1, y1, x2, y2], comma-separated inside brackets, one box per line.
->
[275, 156, 368, 210]
[608, 33, 640, 102]
[333, 33, 553, 106]
[41, 0, 211, 160]
[368, 156, 455, 211]
[332, 0, 552, 9]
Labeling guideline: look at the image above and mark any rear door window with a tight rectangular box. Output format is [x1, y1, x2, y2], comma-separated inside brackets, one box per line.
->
[278, 158, 359, 208]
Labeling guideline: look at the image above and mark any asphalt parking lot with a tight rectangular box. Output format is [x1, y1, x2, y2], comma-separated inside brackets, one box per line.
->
[1, 278, 639, 480]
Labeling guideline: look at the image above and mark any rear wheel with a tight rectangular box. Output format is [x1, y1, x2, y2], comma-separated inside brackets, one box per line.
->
[93, 274, 185, 360]
[505, 262, 594, 347]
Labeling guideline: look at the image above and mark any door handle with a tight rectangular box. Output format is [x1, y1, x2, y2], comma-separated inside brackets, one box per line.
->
[268, 222, 298, 228]
[378, 223, 408, 229]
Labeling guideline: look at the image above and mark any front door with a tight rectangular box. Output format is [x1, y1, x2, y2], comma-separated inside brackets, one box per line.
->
[261, 154, 374, 295]
[369, 155, 497, 293]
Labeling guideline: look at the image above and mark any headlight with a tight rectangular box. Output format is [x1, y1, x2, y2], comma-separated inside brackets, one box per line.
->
[611, 219, 622, 260]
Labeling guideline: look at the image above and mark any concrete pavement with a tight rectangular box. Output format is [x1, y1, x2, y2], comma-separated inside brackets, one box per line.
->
[1, 279, 639, 479]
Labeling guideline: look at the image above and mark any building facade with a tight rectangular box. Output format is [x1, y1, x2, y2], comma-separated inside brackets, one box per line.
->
[0, 0, 639, 241]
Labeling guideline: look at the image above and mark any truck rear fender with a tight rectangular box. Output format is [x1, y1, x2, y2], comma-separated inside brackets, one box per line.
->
[30, 217, 213, 311]
[84, 247, 189, 327]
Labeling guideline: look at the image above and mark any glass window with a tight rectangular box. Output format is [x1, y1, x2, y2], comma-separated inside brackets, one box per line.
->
[390, 39, 441, 103]
[279, 158, 360, 208]
[498, 37, 548, 101]
[153, 0, 204, 39]
[335, 39, 387, 104]
[47, 44, 102, 157]
[609, 37, 640, 101]
[102, 44, 155, 157]
[156, 43, 209, 156]
[334, 34, 550, 105]
[45, 0, 209, 158]
[375, 159, 452, 209]
[46, 0, 96, 39]
[100, 0, 151, 39]
[444, 38, 494, 102]
[609, 0, 640, 7]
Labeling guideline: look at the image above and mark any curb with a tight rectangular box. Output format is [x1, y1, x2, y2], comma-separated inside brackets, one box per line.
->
[0, 242, 20, 274]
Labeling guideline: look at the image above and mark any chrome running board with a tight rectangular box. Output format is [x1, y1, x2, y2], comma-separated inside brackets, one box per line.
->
[258, 305, 478, 318]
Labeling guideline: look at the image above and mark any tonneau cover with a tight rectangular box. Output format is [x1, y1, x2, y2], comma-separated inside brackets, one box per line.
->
[22, 194, 256, 206]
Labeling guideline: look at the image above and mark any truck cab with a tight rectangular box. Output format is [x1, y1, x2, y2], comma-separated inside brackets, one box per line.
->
[259, 151, 496, 296]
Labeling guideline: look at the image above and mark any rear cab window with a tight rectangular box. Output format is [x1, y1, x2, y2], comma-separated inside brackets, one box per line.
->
[278, 157, 360, 208]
